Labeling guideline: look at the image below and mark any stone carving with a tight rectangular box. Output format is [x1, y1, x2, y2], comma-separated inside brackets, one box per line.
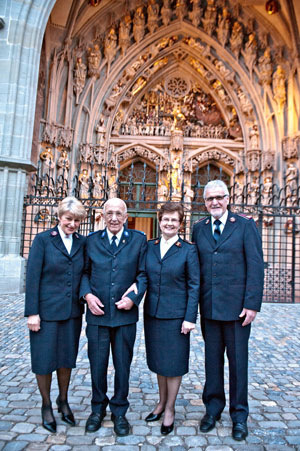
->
[230, 21, 243, 58]
[43, 122, 58, 145]
[95, 115, 106, 146]
[191, 150, 235, 168]
[237, 88, 253, 116]
[262, 149, 275, 171]
[93, 171, 104, 199]
[282, 137, 298, 160]
[246, 149, 261, 172]
[249, 124, 259, 149]
[108, 174, 118, 198]
[56, 150, 70, 179]
[59, 127, 73, 148]
[73, 57, 87, 104]
[87, 44, 101, 78]
[286, 163, 298, 192]
[119, 14, 131, 56]
[161, 0, 172, 26]
[117, 146, 162, 167]
[242, 32, 257, 75]
[189, 0, 202, 28]
[214, 59, 235, 84]
[262, 176, 273, 206]
[183, 184, 194, 203]
[228, 115, 242, 140]
[78, 169, 90, 198]
[175, 0, 187, 21]
[273, 65, 286, 110]
[133, 6, 145, 44]
[217, 7, 231, 47]
[202, 0, 217, 37]
[158, 180, 168, 202]
[40, 147, 55, 176]
[170, 153, 182, 193]
[104, 26, 117, 73]
[105, 80, 124, 108]
[258, 48, 273, 86]
[147, 0, 159, 34]
[248, 176, 259, 204]
[165, 75, 190, 98]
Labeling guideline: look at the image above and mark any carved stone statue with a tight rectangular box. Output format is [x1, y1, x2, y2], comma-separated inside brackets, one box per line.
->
[214, 59, 235, 84]
[242, 32, 257, 75]
[87, 44, 101, 78]
[202, 0, 217, 36]
[237, 88, 253, 116]
[119, 14, 131, 56]
[133, 6, 145, 44]
[217, 7, 231, 47]
[249, 124, 259, 149]
[247, 150, 260, 172]
[73, 57, 87, 104]
[56, 150, 70, 178]
[161, 0, 172, 26]
[273, 65, 286, 110]
[230, 21, 243, 58]
[282, 137, 298, 160]
[108, 173, 118, 198]
[147, 0, 159, 34]
[248, 176, 259, 204]
[262, 176, 273, 206]
[286, 163, 298, 193]
[59, 127, 73, 148]
[258, 48, 273, 86]
[95, 115, 106, 146]
[93, 172, 104, 199]
[158, 179, 168, 202]
[175, 0, 187, 21]
[189, 0, 202, 28]
[40, 147, 55, 175]
[78, 169, 90, 199]
[104, 26, 117, 73]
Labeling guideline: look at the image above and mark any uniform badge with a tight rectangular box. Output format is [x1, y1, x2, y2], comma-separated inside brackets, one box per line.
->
[205, 219, 210, 224]
[50, 231, 58, 236]
[74, 233, 80, 238]
[229, 217, 236, 223]
[175, 241, 182, 247]
[122, 239, 126, 243]
[124, 230, 129, 237]
[101, 231, 106, 238]
[154, 239, 160, 245]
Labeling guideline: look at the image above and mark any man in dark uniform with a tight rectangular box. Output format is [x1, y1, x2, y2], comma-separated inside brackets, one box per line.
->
[192, 180, 264, 441]
[80, 198, 147, 436]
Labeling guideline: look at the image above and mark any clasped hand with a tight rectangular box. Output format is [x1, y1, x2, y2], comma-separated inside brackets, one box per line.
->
[86, 283, 138, 315]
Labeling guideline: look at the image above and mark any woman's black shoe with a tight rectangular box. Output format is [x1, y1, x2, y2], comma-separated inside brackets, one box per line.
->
[41, 405, 56, 433]
[145, 410, 164, 422]
[161, 422, 174, 435]
[56, 397, 75, 426]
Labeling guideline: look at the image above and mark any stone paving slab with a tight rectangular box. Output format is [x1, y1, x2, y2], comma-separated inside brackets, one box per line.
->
[0, 294, 300, 450]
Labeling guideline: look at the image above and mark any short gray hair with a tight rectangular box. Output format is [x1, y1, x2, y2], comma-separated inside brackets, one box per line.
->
[57, 196, 87, 220]
[103, 197, 127, 214]
[203, 180, 229, 199]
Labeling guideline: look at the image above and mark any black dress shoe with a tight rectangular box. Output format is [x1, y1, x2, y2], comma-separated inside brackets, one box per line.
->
[85, 411, 106, 433]
[161, 422, 174, 435]
[200, 413, 221, 432]
[41, 405, 56, 433]
[56, 397, 75, 426]
[145, 410, 164, 422]
[232, 422, 248, 441]
[111, 413, 130, 436]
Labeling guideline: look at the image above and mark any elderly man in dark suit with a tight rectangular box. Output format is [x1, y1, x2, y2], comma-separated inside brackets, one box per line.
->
[80, 198, 147, 436]
[192, 180, 264, 441]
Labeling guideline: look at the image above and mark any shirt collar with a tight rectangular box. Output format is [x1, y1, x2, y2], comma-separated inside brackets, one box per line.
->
[161, 234, 179, 247]
[58, 225, 73, 240]
[106, 227, 124, 243]
[212, 209, 228, 226]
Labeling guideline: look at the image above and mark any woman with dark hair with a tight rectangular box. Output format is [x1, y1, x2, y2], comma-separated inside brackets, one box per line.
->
[25, 197, 86, 433]
[144, 202, 200, 434]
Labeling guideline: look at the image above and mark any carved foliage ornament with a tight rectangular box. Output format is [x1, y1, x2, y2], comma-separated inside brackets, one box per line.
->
[191, 150, 236, 168]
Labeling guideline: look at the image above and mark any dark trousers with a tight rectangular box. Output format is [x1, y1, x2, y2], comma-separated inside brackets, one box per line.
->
[86, 323, 136, 416]
[201, 318, 251, 423]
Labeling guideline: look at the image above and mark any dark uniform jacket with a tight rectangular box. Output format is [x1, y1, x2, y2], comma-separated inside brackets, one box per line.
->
[24, 226, 86, 321]
[192, 211, 264, 321]
[144, 237, 200, 323]
[80, 228, 147, 327]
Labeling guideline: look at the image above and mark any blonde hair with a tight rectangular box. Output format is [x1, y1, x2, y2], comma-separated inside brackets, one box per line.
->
[57, 196, 87, 220]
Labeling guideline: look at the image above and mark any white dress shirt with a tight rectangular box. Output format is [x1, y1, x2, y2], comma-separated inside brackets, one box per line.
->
[160, 234, 179, 259]
[106, 227, 124, 247]
[211, 210, 228, 235]
[58, 225, 73, 254]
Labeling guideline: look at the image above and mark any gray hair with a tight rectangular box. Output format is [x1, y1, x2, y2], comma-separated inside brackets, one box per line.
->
[57, 196, 87, 220]
[103, 197, 127, 214]
[203, 180, 229, 199]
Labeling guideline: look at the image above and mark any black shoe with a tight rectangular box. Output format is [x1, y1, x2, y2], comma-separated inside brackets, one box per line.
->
[85, 411, 106, 433]
[56, 397, 75, 426]
[41, 405, 56, 433]
[111, 413, 130, 436]
[161, 422, 174, 435]
[145, 410, 164, 422]
[232, 422, 248, 441]
[200, 413, 221, 432]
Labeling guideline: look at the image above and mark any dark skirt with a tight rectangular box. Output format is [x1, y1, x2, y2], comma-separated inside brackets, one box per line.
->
[30, 317, 82, 374]
[144, 314, 190, 377]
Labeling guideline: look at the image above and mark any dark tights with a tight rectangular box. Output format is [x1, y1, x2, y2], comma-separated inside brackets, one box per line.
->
[36, 368, 72, 419]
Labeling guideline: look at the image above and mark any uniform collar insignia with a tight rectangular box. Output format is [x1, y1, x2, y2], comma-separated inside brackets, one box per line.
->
[154, 239, 160, 245]
[229, 217, 236, 222]
[205, 219, 210, 224]
[74, 233, 80, 238]
[122, 239, 126, 243]
[124, 230, 129, 237]
[51, 230, 58, 236]
[101, 231, 106, 238]
[175, 241, 182, 247]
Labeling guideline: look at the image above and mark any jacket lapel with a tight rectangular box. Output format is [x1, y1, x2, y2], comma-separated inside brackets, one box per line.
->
[162, 239, 181, 260]
[99, 229, 111, 253]
[202, 217, 216, 248]
[50, 226, 70, 257]
[115, 229, 131, 254]
[70, 233, 82, 257]
[215, 211, 237, 249]
[153, 238, 161, 262]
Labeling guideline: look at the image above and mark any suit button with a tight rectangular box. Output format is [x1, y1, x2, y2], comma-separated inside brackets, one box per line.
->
[112, 268, 116, 272]
[68, 272, 71, 275]
[213, 274, 217, 277]
[112, 296, 115, 300]
[112, 282, 115, 286]
[68, 282, 71, 286]
[68, 261, 72, 265]
[67, 293, 71, 297]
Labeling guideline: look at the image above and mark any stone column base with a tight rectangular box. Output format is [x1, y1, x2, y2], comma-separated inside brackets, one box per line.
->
[0, 256, 26, 294]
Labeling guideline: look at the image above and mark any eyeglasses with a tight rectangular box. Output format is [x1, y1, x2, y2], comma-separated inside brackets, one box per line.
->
[205, 195, 228, 203]
[105, 211, 125, 218]
[161, 218, 180, 224]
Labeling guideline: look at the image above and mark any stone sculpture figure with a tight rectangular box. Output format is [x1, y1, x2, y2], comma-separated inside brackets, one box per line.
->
[119, 14, 131, 56]
[56, 150, 70, 179]
[40, 147, 55, 175]
[202, 0, 217, 36]
[147, 0, 159, 34]
[249, 124, 259, 149]
[73, 57, 87, 104]
[242, 33, 257, 75]
[93, 172, 104, 199]
[175, 0, 187, 21]
[237, 88, 253, 116]
[230, 21, 243, 58]
[258, 48, 273, 86]
[189, 0, 202, 28]
[273, 65, 286, 110]
[104, 26, 117, 73]
[95, 115, 106, 146]
[161, 0, 172, 26]
[133, 7, 145, 44]
[59, 127, 73, 148]
[217, 7, 231, 47]
[79, 169, 90, 199]
[87, 44, 101, 78]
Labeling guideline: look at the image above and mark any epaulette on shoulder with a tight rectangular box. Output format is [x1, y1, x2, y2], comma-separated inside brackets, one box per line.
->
[88, 230, 99, 236]
[237, 213, 252, 220]
[131, 229, 146, 235]
[181, 238, 195, 245]
[193, 216, 209, 226]
[149, 237, 159, 241]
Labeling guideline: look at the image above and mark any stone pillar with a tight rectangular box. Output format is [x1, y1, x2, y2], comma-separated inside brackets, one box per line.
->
[0, 0, 55, 293]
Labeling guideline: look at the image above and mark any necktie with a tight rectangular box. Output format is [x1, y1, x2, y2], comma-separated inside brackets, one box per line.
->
[111, 235, 117, 253]
[213, 219, 221, 242]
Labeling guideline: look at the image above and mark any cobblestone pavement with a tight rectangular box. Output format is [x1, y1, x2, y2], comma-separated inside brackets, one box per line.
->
[0, 295, 300, 450]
